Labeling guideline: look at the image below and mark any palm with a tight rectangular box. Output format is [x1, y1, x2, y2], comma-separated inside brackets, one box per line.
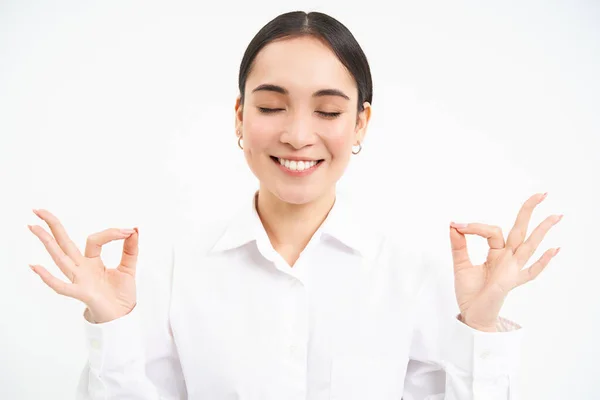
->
[454, 248, 521, 315]
[454, 263, 487, 313]
[74, 258, 137, 314]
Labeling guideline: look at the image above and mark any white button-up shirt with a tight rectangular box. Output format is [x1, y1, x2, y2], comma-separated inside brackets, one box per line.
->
[76, 190, 523, 400]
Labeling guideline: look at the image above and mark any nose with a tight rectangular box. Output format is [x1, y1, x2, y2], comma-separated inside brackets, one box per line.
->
[280, 111, 318, 150]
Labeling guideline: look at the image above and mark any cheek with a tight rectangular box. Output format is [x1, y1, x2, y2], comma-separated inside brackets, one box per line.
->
[243, 116, 281, 150]
[320, 121, 354, 155]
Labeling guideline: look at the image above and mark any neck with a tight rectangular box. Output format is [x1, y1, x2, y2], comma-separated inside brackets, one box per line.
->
[255, 185, 336, 253]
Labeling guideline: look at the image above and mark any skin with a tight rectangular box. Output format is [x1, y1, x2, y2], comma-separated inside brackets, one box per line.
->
[28, 36, 562, 331]
[234, 36, 370, 265]
[450, 192, 563, 331]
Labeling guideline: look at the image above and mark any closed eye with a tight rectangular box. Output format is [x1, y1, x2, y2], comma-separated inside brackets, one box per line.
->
[316, 111, 341, 119]
[258, 107, 341, 119]
[258, 107, 284, 114]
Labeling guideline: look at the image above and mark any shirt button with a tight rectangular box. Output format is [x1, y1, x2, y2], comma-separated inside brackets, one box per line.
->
[90, 339, 101, 350]
[288, 344, 297, 356]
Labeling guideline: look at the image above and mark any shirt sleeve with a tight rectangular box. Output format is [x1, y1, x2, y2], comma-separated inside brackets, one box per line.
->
[75, 236, 187, 399]
[402, 250, 524, 400]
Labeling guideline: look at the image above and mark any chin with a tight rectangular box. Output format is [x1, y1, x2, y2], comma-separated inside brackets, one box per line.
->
[270, 184, 328, 206]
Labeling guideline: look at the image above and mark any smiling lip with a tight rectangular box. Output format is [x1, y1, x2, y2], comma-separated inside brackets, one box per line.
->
[274, 155, 322, 161]
[271, 156, 324, 177]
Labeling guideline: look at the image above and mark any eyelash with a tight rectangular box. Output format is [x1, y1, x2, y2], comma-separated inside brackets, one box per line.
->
[258, 107, 341, 119]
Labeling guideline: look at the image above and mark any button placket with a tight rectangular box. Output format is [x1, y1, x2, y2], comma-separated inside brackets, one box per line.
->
[284, 277, 308, 362]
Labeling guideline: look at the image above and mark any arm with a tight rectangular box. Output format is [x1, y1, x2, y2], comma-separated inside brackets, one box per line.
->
[403, 192, 560, 399]
[76, 241, 187, 399]
[402, 254, 524, 400]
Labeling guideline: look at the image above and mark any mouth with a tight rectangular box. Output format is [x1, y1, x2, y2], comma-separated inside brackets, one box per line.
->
[270, 156, 325, 173]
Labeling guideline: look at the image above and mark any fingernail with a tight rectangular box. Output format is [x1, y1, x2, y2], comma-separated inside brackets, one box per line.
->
[133, 227, 139, 235]
[29, 264, 37, 272]
[554, 247, 561, 256]
[556, 214, 564, 222]
[450, 222, 468, 228]
[27, 224, 33, 231]
[120, 228, 135, 235]
[540, 192, 548, 202]
[32, 209, 39, 216]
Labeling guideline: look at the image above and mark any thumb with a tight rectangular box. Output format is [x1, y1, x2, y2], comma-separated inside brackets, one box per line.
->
[118, 227, 139, 276]
[449, 225, 471, 268]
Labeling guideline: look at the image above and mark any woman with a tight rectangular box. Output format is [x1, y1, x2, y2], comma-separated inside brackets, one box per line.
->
[28, 10, 562, 399]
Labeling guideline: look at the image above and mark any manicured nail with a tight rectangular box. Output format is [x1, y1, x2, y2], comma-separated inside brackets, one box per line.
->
[450, 222, 468, 228]
[32, 209, 40, 216]
[29, 264, 37, 272]
[556, 214, 564, 222]
[554, 247, 561, 256]
[120, 228, 135, 235]
[540, 192, 548, 202]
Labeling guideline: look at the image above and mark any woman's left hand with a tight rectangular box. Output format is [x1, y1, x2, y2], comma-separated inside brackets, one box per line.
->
[449, 192, 562, 332]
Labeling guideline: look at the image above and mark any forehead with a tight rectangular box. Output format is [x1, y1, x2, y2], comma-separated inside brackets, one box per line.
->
[247, 36, 357, 97]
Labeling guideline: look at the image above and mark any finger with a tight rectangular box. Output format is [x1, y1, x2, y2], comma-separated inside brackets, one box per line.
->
[118, 227, 139, 276]
[516, 247, 560, 287]
[84, 228, 136, 258]
[450, 222, 505, 250]
[449, 226, 472, 269]
[33, 209, 84, 264]
[515, 214, 563, 265]
[505, 193, 547, 251]
[28, 224, 76, 281]
[29, 264, 82, 299]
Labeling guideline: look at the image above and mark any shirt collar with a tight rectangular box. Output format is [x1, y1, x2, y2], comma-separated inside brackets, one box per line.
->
[209, 189, 373, 257]
[209, 190, 265, 253]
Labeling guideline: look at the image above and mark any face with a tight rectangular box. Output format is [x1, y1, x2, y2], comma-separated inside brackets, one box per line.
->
[235, 35, 371, 205]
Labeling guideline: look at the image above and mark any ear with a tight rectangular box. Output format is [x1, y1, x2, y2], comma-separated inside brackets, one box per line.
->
[354, 101, 372, 145]
[234, 95, 243, 137]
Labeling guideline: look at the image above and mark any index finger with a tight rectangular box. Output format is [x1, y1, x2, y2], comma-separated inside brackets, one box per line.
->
[33, 209, 83, 264]
[451, 222, 506, 250]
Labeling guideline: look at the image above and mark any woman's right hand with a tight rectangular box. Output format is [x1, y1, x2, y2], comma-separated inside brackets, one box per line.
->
[28, 209, 139, 324]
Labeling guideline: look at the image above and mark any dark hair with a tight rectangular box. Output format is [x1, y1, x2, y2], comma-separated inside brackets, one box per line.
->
[238, 11, 373, 112]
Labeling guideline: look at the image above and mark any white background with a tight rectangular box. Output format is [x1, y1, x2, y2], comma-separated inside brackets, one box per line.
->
[1, 1, 599, 398]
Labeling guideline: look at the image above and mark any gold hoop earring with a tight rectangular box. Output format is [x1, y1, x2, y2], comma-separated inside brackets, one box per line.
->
[237, 135, 243, 150]
[352, 142, 362, 155]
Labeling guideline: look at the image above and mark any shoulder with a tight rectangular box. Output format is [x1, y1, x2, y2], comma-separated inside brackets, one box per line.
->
[170, 202, 235, 263]
[352, 198, 451, 296]
[135, 194, 235, 283]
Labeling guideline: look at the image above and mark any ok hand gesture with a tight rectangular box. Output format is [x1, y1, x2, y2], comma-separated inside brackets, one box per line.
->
[449, 193, 562, 332]
[28, 209, 139, 324]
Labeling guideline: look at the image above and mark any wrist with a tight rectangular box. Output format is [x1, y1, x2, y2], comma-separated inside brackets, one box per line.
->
[459, 313, 498, 332]
[83, 307, 96, 324]
[85, 301, 136, 324]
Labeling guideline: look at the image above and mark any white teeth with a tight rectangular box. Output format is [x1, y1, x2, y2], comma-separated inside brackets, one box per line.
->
[277, 158, 318, 171]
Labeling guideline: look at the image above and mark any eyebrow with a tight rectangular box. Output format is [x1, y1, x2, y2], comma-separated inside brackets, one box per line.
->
[251, 84, 350, 100]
